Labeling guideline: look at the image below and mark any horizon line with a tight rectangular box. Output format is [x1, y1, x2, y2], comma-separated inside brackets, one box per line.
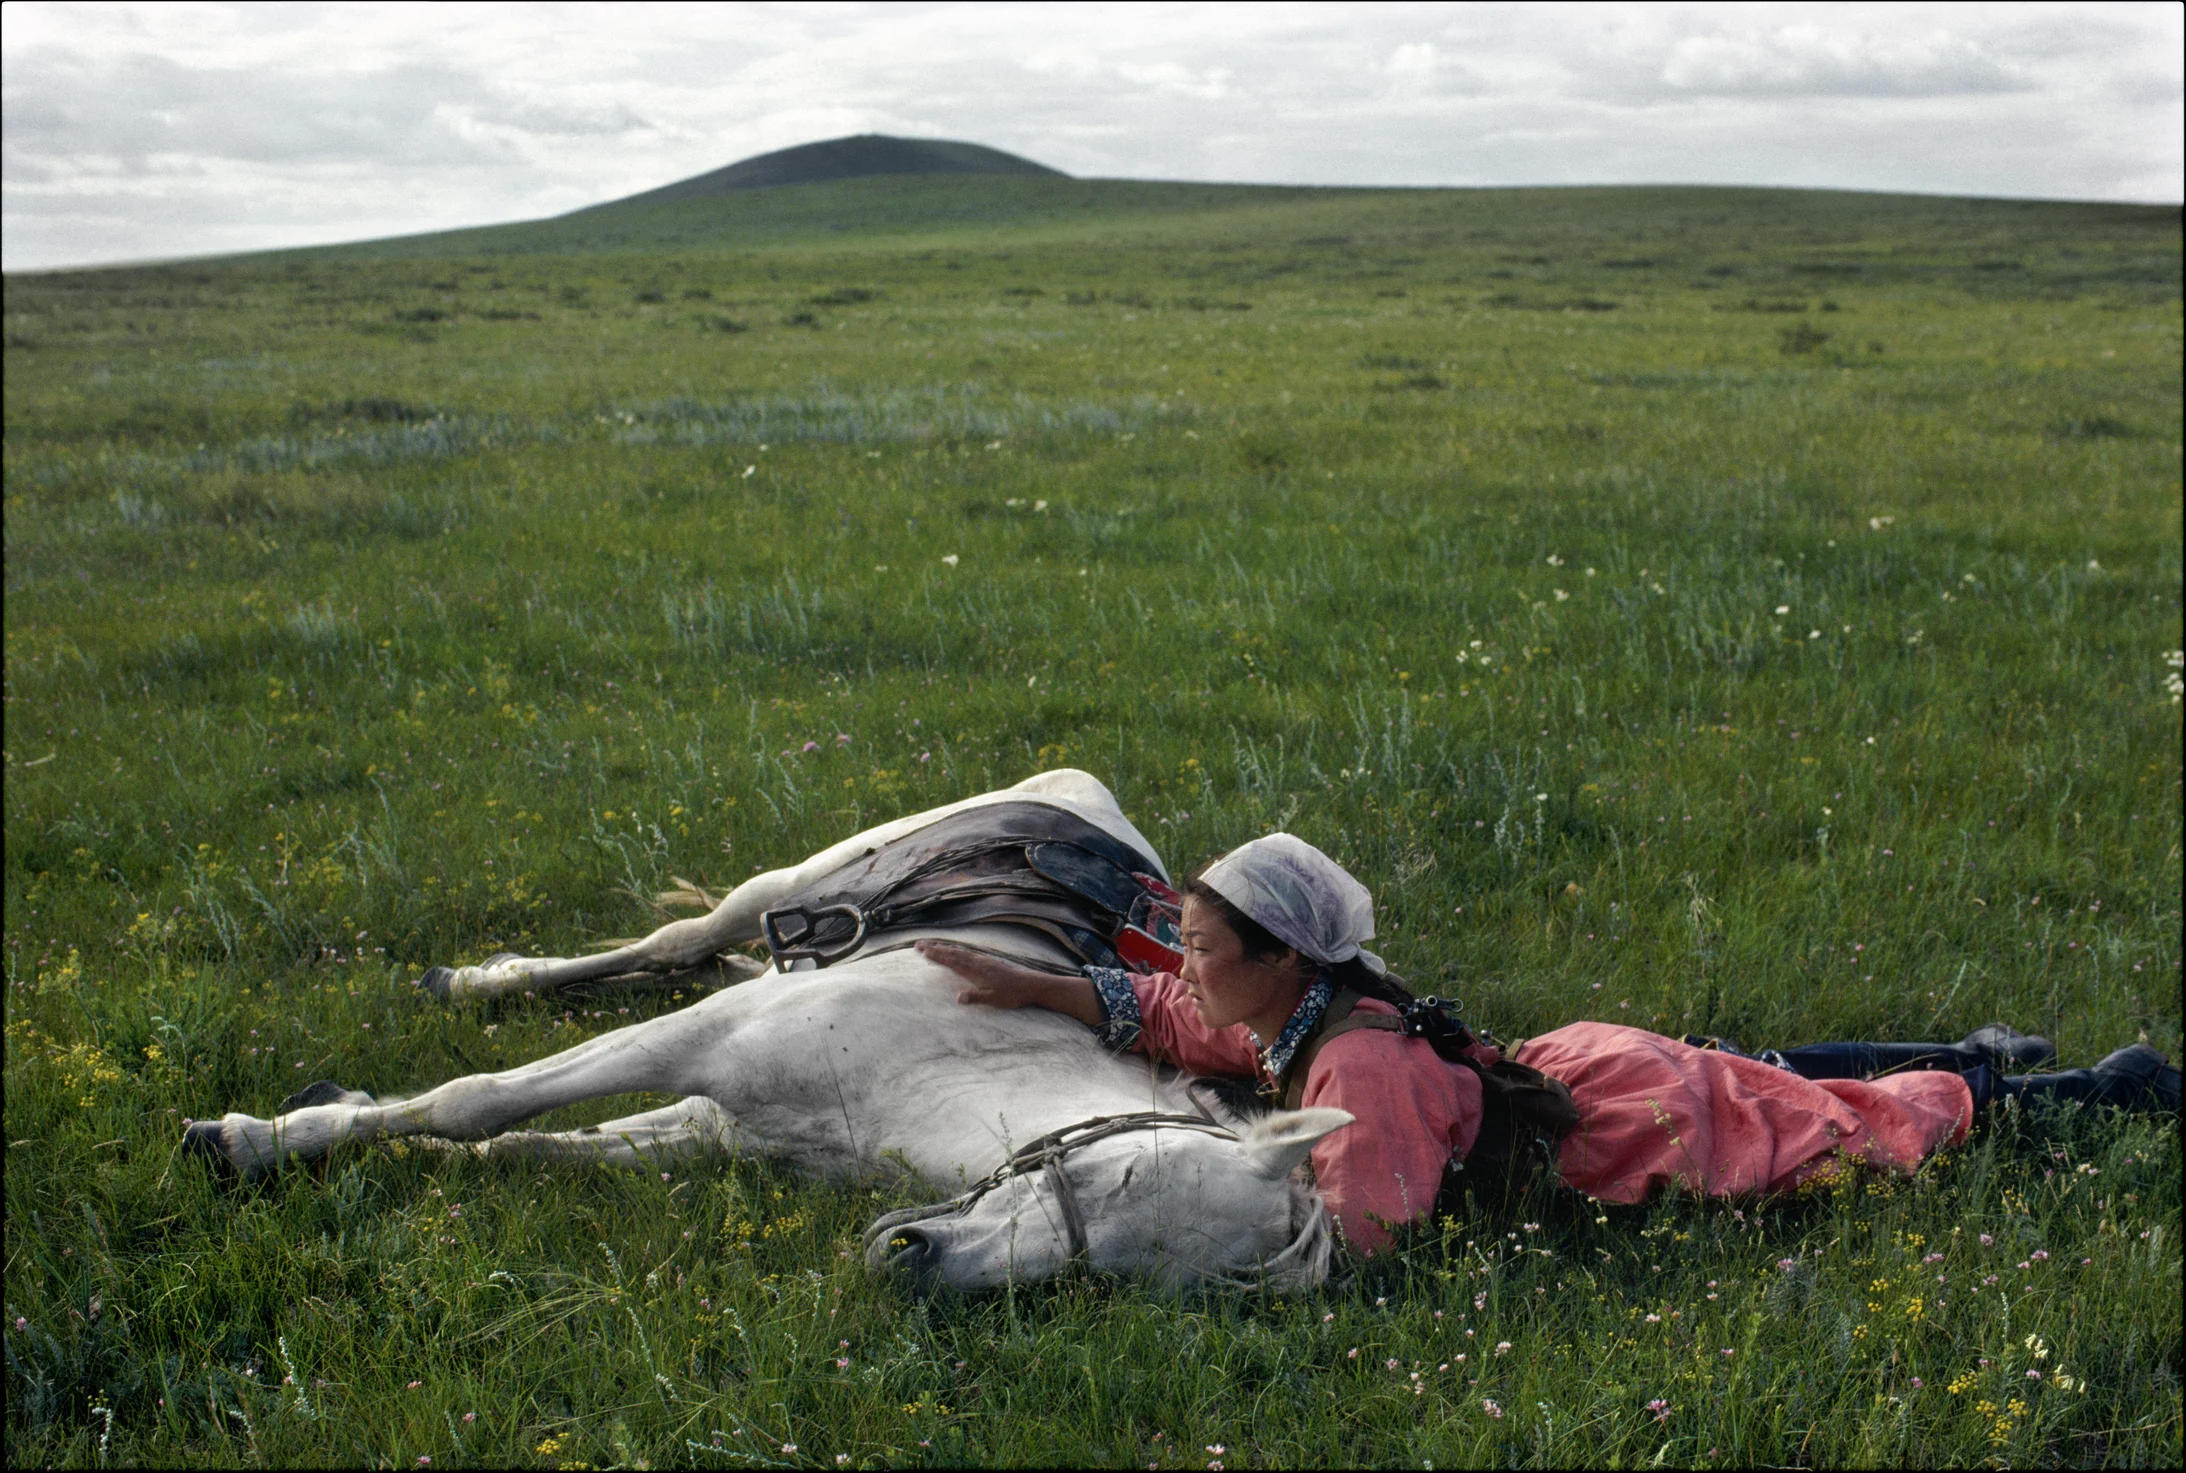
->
[7, 174, 2178, 278]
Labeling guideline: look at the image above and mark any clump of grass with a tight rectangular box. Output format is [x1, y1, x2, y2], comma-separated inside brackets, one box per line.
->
[2050, 414, 2135, 441]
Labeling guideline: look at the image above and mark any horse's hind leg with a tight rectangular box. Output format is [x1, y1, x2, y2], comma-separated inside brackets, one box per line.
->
[425, 773, 1097, 1004]
[185, 994, 736, 1178]
[421, 855, 844, 1002]
[420, 900, 775, 1004]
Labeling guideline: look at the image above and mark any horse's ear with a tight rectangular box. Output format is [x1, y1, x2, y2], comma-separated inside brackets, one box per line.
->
[1240, 1108, 1354, 1179]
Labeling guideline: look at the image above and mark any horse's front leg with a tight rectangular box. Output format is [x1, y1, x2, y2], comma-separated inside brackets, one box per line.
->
[183, 995, 737, 1178]
[430, 1096, 733, 1169]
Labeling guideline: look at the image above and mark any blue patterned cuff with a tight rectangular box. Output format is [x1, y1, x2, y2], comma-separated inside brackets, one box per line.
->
[1085, 966, 1143, 1052]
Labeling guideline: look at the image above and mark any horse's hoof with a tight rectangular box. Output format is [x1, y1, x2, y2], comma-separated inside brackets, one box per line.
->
[418, 966, 456, 1002]
[279, 1080, 365, 1115]
[181, 1120, 236, 1178]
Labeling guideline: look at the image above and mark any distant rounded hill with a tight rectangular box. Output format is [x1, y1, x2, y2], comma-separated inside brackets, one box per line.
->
[582, 134, 1066, 212]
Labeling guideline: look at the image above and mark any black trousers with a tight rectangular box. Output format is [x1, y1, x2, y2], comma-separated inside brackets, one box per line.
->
[1747, 1041, 2134, 1112]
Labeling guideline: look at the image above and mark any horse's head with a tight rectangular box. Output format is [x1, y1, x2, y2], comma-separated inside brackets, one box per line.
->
[863, 1108, 1352, 1293]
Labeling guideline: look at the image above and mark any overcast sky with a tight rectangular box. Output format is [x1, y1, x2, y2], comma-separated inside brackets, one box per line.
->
[4, 1, 2179, 273]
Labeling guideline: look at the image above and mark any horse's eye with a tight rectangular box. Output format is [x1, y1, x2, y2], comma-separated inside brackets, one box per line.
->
[1121, 1163, 1135, 1189]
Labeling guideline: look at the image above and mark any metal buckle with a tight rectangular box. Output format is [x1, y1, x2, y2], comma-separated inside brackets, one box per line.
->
[760, 903, 869, 967]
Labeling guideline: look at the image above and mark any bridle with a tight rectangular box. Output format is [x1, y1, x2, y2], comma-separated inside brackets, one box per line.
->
[861, 1109, 1328, 1283]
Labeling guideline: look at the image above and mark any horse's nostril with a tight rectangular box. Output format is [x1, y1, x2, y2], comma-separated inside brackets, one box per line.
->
[879, 1225, 938, 1273]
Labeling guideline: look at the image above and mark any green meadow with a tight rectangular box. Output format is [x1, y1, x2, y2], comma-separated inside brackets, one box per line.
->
[4, 178, 2180, 1467]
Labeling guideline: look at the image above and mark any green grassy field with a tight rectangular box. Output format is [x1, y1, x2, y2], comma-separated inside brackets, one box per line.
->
[5, 178, 2181, 1467]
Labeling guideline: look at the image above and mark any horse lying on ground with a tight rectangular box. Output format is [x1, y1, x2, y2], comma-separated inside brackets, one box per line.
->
[184, 771, 1346, 1293]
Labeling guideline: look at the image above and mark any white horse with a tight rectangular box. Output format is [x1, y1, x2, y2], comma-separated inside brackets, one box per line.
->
[184, 771, 1349, 1293]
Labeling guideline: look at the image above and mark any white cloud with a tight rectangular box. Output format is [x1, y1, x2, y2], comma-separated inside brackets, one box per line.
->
[1658, 25, 2023, 96]
[1388, 41, 1439, 81]
[3, 0, 2179, 271]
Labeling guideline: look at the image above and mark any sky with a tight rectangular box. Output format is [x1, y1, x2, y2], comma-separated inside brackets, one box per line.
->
[4, 1, 2180, 272]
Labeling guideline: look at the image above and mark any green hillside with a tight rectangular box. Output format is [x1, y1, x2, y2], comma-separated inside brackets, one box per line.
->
[592, 133, 1066, 209]
[223, 177, 2175, 314]
[226, 174, 2168, 301]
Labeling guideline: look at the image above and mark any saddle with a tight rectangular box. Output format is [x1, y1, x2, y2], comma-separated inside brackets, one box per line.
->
[759, 800, 1184, 972]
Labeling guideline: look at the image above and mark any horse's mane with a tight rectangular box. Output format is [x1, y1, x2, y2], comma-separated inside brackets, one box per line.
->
[1188, 1073, 1274, 1124]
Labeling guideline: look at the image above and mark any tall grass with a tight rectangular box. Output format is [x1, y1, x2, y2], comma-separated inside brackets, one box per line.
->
[5, 184, 2179, 1466]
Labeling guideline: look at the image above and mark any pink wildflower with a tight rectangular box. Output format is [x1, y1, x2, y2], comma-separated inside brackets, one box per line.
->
[1483, 1399, 1504, 1419]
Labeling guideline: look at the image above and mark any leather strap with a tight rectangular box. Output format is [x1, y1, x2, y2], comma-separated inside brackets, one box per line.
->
[1276, 988, 1408, 1112]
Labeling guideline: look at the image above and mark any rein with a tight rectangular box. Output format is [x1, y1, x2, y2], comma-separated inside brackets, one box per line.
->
[864, 1110, 1296, 1272]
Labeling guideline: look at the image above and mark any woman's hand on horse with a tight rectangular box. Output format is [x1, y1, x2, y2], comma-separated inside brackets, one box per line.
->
[919, 941, 1030, 1005]
[917, 941, 1104, 1026]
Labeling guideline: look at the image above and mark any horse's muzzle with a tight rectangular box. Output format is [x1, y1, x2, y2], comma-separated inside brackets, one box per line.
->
[862, 1202, 957, 1279]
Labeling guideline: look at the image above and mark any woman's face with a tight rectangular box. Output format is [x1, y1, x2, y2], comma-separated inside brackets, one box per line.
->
[1177, 898, 1310, 1035]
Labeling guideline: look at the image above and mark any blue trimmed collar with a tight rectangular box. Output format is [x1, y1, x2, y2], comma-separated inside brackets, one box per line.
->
[1253, 973, 1334, 1083]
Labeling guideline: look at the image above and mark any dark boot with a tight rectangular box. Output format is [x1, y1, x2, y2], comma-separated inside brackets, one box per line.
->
[1961, 1024, 2055, 1073]
[2089, 1044, 2181, 1112]
[2000, 1045, 2182, 1114]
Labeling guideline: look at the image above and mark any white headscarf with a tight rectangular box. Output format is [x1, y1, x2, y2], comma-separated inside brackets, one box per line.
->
[1199, 833, 1379, 969]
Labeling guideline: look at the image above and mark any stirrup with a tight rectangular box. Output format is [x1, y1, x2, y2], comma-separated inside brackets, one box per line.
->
[761, 903, 868, 967]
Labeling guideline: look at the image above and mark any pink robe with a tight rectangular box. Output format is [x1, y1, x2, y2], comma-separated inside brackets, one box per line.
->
[1125, 975, 1975, 1253]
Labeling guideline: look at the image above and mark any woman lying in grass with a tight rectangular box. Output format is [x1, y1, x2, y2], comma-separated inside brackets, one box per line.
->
[919, 834, 2181, 1254]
